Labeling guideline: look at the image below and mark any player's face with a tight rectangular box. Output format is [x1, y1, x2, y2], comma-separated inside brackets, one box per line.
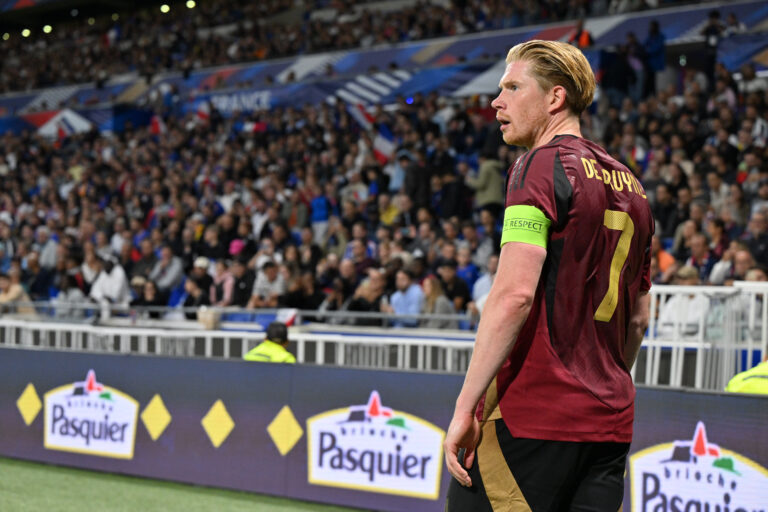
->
[491, 60, 549, 148]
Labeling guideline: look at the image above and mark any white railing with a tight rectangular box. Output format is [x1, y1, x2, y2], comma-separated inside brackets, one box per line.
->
[0, 282, 766, 389]
[636, 283, 765, 391]
[0, 318, 474, 373]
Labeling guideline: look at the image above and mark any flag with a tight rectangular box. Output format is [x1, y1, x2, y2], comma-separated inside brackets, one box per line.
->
[242, 121, 267, 133]
[373, 124, 396, 164]
[56, 116, 77, 142]
[150, 114, 167, 135]
[347, 103, 374, 131]
[196, 101, 210, 122]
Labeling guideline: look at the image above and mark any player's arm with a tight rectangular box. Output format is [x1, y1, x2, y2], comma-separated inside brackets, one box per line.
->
[624, 291, 650, 370]
[454, 240, 545, 415]
[444, 239, 545, 486]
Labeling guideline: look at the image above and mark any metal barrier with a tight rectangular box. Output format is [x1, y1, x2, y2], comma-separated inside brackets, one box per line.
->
[635, 283, 764, 391]
[1, 282, 766, 389]
[0, 318, 474, 373]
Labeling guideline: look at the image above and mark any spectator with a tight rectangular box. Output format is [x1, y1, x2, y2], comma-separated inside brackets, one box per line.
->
[89, 258, 131, 310]
[700, 10, 725, 87]
[280, 270, 325, 312]
[382, 269, 424, 328]
[131, 281, 166, 319]
[347, 268, 387, 326]
[318, 277, 349, 323]
[456, 246, 480, 291]
[707, 218, 729, 261]
[148, 245, 184, 294]
[348, 238, 377, 279]
[685, 233, 716, 282]
[723, 12, 747, 37]
[738, 63, 768, 95]
[420, 275, 457, 330]
[626, 32, 646, 103]
[247, 260, 285, 309]
[658, 266, 709, 339]
[210, 260, 235, 307]
[35, 226, 58, 270]
[710, 243, 754, 285]
[129, 275, 147, 301]
[190, 257, 213, 294]
[602, 45, 635, 108]
[472, 253, 499, 303]
[132, 239, 158, 279]
[567, 19, 593, 49]
[230, 258, 255, 308]
[742, 211, 768, 264]
[653, 183, 677, 238]
[437, 258, 471, 313]
[749, 179, 768, 217]
[198, 225, 229, 261]
[707, 172, 730, 214]
[94, 231, 114, 263]
[24, 251, 53, 301]
[53, 274, 87, 319]
[643, 21, 666, 95]
[462, 150, 505, 216]
[0, 269, 34, 315]
[182, 278, 211, 320]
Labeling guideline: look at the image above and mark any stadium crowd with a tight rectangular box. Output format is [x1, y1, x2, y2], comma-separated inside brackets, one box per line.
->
[0, 2, 766, 328]
[2, 0, 663, 95]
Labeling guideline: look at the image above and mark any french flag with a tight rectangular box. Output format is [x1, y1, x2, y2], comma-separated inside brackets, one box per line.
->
[196, 101, 210, 122]
[150, 114, 167, 135]
[56, 117, 76, 141]
[242, 121, 267, 133]
[347, 103, 374, 131]
[373, 124, 396, 164]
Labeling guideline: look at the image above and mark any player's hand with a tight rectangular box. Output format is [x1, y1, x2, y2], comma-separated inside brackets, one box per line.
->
[444, 410, 480, 487]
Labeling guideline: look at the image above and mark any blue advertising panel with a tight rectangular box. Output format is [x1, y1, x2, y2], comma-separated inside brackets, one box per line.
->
[1, 348, 460, 511]
[1, 347, 766, 511]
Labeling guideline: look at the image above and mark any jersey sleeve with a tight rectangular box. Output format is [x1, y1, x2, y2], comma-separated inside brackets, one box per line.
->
[501, 148, 568, 249]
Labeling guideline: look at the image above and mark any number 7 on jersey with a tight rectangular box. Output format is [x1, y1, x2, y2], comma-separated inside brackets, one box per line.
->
[594, 209, 635, 322]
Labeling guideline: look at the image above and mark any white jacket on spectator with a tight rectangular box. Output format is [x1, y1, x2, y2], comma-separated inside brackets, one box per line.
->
[657, 293, 710, 339]
[89, 264, 131, 306]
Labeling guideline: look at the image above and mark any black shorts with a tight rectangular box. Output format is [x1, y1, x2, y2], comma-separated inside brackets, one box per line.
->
[446, 419, 630, 512]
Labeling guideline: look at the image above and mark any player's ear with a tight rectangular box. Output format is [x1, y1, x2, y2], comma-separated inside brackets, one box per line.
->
[549, 85, 567, 113]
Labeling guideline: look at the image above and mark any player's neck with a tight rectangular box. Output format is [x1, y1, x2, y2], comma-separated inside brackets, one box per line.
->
[530, 115, 582, 150]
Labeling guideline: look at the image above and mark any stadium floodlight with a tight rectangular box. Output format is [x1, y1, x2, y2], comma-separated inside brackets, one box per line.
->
[186, 0, 196, 8]
[21, 29, 30, 37]
[160, 4, 170, 13]
[43, 25, 52, 34]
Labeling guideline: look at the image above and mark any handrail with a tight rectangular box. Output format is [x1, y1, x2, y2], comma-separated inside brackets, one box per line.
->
[1, 282, 767, 388]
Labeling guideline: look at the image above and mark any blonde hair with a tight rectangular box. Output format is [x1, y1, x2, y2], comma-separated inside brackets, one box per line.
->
[422, 275, 445, 312]
[506, 40, 596, 115]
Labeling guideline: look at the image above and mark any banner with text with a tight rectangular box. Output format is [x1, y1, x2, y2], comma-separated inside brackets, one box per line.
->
[0, 348, 766, 511]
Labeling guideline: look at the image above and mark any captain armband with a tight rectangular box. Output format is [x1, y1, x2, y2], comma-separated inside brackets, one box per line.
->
[500, 205, 551, 249]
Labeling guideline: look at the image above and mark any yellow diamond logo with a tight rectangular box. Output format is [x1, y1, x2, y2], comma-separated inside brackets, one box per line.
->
[267, 405, 303, 456]
[16, 383, 41, 426]
[201, 399, 234, 448]
[141, 394, 172, 441]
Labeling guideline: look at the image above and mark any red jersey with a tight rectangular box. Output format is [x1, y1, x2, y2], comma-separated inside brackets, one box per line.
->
[486, 134, 653, 443]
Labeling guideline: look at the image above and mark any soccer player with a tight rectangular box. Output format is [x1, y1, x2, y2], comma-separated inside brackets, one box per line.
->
[444, 40, 653, 510]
